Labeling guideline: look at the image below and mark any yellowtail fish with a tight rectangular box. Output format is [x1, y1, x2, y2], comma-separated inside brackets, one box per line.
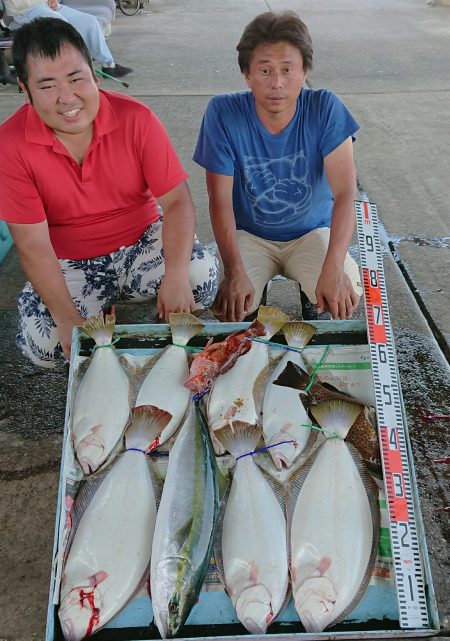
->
[71, 313, 130, 475]
[207, 306, 289, 439]
[288, 399, 380, 632]
[151, 401, 227, 638]
[59, 406, 171, 641]
[135, 313, 204, 448]
[262, 321, 316, 469]
[215, 422, 290, 634]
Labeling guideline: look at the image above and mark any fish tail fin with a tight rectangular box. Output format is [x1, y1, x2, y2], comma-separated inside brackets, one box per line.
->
[215, 421, 262, 459]
[126, 405, 172, 451]
[80, 312, 115, 346]
[169, 312, 205, 346]
[310, 399, 362, 439]
[257, 305, 289, 339]
[283, 321, 316, 349]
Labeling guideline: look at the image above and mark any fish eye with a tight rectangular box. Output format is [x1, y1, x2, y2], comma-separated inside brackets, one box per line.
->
[169, 602, 178, 613]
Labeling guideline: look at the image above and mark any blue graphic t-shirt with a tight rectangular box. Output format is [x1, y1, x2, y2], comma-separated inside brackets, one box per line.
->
[193, 88, 360, 241]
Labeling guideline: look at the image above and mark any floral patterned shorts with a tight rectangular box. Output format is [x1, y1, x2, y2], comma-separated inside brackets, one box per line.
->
[16, 220, 218, 368]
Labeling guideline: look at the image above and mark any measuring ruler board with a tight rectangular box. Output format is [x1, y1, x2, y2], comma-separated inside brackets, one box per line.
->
[355, 200, 429, 629]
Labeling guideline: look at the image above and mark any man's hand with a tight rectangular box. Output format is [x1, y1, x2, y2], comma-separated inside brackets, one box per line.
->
[55, 312, 86, 361]
[212, 272, 255, 322]
[315, 261, 359, 320]
[47, 0, 60, 10]
[157, 274, 195, 322]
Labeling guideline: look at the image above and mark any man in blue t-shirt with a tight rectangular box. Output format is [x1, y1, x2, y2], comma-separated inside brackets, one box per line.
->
[194, 11, 363, 321]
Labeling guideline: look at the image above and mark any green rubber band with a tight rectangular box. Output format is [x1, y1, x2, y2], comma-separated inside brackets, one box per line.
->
[172, 344, 203, 352]
[304, 345, 330, 392]
[92, 336, 120, 352]
[299, 422, 344, 441]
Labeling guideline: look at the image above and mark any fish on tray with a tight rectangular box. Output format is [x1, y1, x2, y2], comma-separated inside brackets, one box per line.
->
[207, 306, 289, 439]
[288, 399, 380, 633]
[185, 318, 267, 395]
[262, 321, 317, 470]
[71, 313, 131, 475]
[151, 401, 226, 638]
[214, 421, 290, 634]
[134, 313, 204, 448]
[59, 406, 171, 641]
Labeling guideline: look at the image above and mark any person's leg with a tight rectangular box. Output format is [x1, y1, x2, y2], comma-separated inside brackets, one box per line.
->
[282, 227, 362, 318]
[235, 230, 281, 315]
[119, 221, 219, 311]
[57, 5, 114, 66]
[16, 255, 120, 368]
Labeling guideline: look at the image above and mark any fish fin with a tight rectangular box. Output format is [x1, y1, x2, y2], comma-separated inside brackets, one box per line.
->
[283, 321, 316, 349]
[272, 360, 310, 391]
[173, 517, 194, 551]
[213, 482, 232, 594]
[126, 405, 172, 451]
[258, 465, 287, 517]
[169, 312, 205, 346]
[253, 356, 283, 428]
[147, 457, 165, 506]
[327, 442, 381, 627]
[310, 399, 362, 439]
[257, 305, 290, 339]
[195, 401, 230, 500]
[214, 421, 263, 459]
[80, 312, 115, 345]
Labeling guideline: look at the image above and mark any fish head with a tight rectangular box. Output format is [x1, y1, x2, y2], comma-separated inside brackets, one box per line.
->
[153, 556, 197, 638]
[235, 583, 274, 634]
[76, 427, 106, 475]
[185, 357, 218, 393]
[294, 575, 337, 632]
[59, 586, 103, 641]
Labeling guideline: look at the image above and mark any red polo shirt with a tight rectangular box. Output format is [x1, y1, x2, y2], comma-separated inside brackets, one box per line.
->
[0, 90, 188, 259]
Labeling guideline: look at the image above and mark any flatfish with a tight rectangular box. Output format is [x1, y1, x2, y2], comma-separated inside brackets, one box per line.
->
[262, 321, 316, 469]
[59, 406, 171, 641]
[71, 313, 130, 475]
[288, 399, 380, 632]
[214, 422, 290, 634]
[135, 313, 204, 448]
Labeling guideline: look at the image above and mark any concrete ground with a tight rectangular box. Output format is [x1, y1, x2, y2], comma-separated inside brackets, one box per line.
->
[0, 0, 449, 639]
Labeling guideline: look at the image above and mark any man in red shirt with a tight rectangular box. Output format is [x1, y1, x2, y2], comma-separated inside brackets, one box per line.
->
[0, 18, 218, 367]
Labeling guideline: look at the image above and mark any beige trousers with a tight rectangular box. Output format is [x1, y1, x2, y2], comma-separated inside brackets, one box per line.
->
[234, 227, 363, 314]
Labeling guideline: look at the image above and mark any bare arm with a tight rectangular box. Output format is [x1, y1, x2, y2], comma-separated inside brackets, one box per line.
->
[156, 181, 197, 320]
[316, 137, 360, 319]
[206, 171, 254, 321]
[7, 220, 85, 359]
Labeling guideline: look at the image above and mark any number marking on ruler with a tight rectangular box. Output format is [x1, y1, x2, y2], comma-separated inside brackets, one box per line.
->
[355, 200, 429, 629]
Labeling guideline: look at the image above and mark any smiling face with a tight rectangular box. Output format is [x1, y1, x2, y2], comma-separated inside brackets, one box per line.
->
[19, 43, 100, 141]
[244, 41, 307, 131]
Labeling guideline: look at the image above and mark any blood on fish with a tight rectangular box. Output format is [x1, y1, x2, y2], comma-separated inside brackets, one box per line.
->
[148, 436, 160, 453]
[265, 603, 274, 625]
[79, 589, 100, 638]
[249, 562, 259, 584]
[317, 557, 332, 575]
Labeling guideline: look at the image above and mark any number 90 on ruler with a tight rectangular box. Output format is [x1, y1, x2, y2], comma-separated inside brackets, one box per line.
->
[354, 200, 430, 629]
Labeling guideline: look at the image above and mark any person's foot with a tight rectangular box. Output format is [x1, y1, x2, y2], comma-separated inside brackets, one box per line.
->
[300, 290, 332, 321]
[101, 63, 133, 78]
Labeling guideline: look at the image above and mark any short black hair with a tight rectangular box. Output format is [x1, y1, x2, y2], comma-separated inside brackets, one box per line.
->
[12, 17, 94, 85]
[237, 11, 313, 75]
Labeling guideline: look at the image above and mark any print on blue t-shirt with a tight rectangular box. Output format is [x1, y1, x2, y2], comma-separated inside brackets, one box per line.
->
[193, 88, 360, 242]
[244, 151, 312, 227]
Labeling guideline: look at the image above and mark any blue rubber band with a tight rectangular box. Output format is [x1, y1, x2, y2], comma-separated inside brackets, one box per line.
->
[235, 439, 296, 461]
[249, 337, 306, 354]
[192, 389, 210, 401]
[125, 447, 145, 454]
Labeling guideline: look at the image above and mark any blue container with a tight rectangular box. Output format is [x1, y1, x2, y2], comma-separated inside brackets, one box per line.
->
[45, 320, 439, 641]
[0, 221, 13, 263]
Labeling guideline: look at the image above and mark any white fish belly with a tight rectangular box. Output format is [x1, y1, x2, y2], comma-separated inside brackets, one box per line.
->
[60, 453, 157, 638]
[208, 343, 268, 431]
[72, 349, 130, 469]
[290, 441, 373, 631]
[222, 459, 289, 631]
[135, 346, 190, 443]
